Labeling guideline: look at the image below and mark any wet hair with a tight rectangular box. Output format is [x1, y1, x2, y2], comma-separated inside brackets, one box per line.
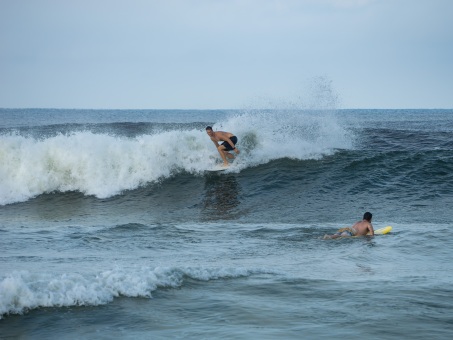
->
[206, 126, 213, 131]
[363, 212, 372, 221]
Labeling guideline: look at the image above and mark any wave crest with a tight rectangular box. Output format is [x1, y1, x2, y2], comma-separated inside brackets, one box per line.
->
[0, 266, 271, 318]
[0, 110, 353, 204]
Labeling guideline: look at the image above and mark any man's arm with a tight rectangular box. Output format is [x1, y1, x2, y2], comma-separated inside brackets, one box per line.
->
[368, 223, 374, 236]
[225, 137, 236, 150]
[210, 138, 219, 147]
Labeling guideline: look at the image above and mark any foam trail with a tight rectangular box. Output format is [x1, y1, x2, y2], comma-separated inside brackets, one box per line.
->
[0, 266, 272, 318]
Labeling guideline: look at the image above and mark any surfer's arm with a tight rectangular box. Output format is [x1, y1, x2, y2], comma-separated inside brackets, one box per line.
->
[226, 138, 236, 149]
[368, 223, 375, 236]
[210, 138, 219, 147]
[224, 135, 239, 153]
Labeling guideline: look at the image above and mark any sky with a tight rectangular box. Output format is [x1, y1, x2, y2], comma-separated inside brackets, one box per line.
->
[0, 0, 452, 109]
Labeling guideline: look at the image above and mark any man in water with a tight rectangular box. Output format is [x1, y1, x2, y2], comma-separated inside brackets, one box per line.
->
[206, 126, 240, 167]
[323, 212, 375, 239]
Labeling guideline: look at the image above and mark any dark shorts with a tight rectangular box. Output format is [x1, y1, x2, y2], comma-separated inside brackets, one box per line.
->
[221, 136, 238, 151]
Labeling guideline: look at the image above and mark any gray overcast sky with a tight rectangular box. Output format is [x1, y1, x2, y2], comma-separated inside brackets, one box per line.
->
[0, 0, 452, 109]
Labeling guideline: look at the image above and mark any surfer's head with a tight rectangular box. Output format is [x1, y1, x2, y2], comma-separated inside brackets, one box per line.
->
[363, 212, 372, 221]
[206, 126, 214, 136]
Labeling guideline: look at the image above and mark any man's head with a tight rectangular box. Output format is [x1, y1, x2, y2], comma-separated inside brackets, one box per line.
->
[206, 126, 214, 137]
[363, 212, 372, 221]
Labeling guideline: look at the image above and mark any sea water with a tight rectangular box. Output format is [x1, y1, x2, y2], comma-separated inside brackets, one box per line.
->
[1, 108, 453, 339]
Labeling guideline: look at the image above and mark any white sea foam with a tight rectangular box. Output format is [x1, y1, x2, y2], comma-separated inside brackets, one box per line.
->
[218, 109, 352, 169]
[0, 110, 353, 204]
[0, 266, 270, 318]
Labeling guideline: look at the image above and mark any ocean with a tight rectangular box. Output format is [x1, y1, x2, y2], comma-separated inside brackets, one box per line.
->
[1, 108, 453, 339]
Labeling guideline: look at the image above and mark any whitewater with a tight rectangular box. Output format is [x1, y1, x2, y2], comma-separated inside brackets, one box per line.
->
[0, 109, 352, 205]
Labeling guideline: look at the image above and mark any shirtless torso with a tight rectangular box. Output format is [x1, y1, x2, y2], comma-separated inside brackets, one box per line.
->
[351, 219, 374, 236]
[209, 131, 235, 147]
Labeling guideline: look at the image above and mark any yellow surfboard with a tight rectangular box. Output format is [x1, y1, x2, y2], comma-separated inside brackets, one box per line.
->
[370, 226, 392, 235]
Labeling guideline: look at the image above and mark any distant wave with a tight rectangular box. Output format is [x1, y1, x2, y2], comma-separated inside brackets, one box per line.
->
[0, 110, 352, 205]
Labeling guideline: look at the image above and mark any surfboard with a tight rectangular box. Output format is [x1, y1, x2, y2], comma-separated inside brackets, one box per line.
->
[323, 226, 393, 240]
[370, 226, 392, 235]
[205, 165, 228, 172]
[206, 167, 227, 172]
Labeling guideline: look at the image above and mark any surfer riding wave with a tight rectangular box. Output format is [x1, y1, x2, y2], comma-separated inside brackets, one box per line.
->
[206, 126, 240, 167]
